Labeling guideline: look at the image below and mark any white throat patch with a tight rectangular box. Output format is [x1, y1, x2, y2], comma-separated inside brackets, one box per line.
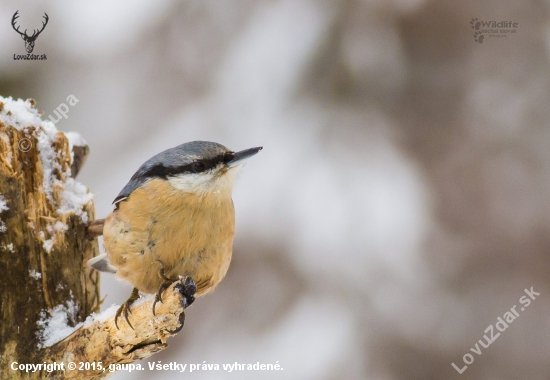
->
[167, 164, 242, 195]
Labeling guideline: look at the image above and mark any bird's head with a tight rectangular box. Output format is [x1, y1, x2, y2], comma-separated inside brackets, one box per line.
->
[162, 141, 262, 195]
[114, 141, 262, 204]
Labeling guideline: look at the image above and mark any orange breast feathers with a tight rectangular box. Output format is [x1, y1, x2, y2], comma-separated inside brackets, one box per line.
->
[102, 178, 236, 295]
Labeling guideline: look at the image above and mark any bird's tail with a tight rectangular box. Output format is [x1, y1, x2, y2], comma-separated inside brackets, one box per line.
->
[87, 253, 117, 274]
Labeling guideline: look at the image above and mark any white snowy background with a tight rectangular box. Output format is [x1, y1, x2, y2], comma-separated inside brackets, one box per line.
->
[1, 0, 550, 379]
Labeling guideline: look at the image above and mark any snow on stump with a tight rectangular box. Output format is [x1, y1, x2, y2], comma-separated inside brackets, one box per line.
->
[0, 96, 99, 378]
[0, 97, 191, 379]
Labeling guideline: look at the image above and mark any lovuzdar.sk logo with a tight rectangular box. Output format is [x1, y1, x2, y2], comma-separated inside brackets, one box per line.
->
[12, 10, 48, 60]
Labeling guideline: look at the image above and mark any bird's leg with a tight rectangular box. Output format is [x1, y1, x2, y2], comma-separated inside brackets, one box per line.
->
[153, 259, 179, 315]
[115, 287, 140, 330]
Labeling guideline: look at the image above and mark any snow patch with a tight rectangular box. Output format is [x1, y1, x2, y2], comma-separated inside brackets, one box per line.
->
[65, 131, 87, 150]
[47, 221, 69, 234]
[36, 291, 170, 347]
[82, 304, 120, 327]
[29, 269, 42, 279]
[0, 194, 8, 213]
[43, 239, 55, 253]
[35, 121, 60, 197]
[2, 243, 14, 252]
[0, 132, 12, 164]
[37, 299, 80, 348]
[37, 298, 156, 347]
[0, 96, 94, 235]
[0, 97, 43, 129]
[56, 178, 93, 224]
[0, 194, 7, 234]
[35, 121, 93, 224]
[130, 293, 154, 309]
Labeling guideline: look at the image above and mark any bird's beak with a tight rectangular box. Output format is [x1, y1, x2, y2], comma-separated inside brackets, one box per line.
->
[227, 146, 263, 168]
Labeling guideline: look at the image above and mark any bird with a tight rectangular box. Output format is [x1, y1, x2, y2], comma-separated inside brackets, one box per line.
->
[87, 141, 262, 329]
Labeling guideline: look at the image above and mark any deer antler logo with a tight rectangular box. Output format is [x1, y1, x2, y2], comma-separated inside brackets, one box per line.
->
[12, 11, 49, 54]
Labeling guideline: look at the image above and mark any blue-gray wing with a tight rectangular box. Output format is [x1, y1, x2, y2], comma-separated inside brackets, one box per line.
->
[112, 151, 184, 205]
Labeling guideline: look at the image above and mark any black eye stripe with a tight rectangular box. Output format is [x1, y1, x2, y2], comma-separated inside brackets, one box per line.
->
[189, 152, 235, 173]
[136, 152, 235, 180]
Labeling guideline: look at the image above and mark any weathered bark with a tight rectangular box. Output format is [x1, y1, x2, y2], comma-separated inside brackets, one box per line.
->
[41, 280, 193, 379]
[86, 219, 105, 239]
[0, 108, 100, 379]
[68, 136, 89, 179]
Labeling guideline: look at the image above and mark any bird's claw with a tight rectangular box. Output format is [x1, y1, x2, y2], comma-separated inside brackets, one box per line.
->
[152, 259, 180, 315]
[151, 261, 196, 334]
[115, 287, 140, 330]
[166, 310, 186, 334]
[152, 281, 173, 316]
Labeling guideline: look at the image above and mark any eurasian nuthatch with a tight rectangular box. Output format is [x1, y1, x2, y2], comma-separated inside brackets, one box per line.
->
[88, 141, 262, 328]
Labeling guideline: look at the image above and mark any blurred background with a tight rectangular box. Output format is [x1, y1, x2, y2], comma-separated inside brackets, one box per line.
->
[2, 0, 550, 379]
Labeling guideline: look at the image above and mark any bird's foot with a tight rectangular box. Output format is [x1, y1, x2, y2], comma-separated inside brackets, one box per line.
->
[166, 277, 197, 334]
[115, 287, 140, 330]
[152, 260, 197, 318]
[175, 276, 196, 309]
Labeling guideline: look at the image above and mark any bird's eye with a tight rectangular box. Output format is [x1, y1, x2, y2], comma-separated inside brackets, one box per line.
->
[191, 162, 206, 173]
